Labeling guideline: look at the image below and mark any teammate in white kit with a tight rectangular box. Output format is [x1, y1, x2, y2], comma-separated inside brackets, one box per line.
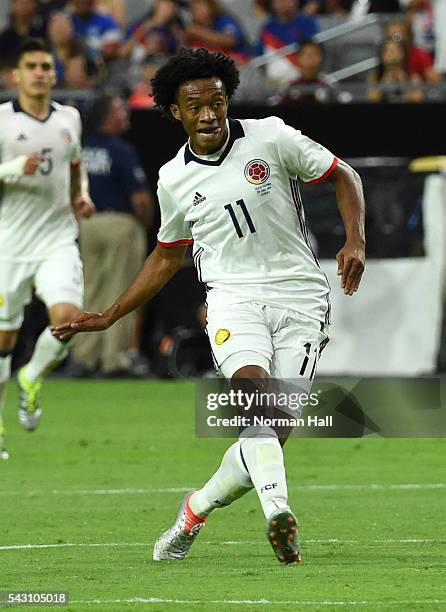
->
[0, 39, 94, 458]
[52, 48, 365, 564]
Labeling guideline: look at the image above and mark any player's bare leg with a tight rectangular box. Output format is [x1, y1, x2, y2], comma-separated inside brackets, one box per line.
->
[17, 303, 79, 431]
[0, 330, 19, 459]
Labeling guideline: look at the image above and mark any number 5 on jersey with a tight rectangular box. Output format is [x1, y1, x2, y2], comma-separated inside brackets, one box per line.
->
[39, 148, 53, 175]
[224, 199, 256, 238]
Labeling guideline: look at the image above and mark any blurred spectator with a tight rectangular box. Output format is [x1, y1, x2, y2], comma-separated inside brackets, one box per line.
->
[121, 0, 184, 63]
[257, 0, 319, 84]
[0, 0, 46, 68]
[97, 0, 125, 25]
[385, 20, 440, 82]
[36, 0, 68, 22]
[128, 54, 165, 110]
[70, 0, 122, 61]
[47, 11, 83, 84]
[405, 0, 435, 55]
[72, 95, 154, 377]
[367, 38, 424, 103]
[64, 49, 99, 89]
[279, 40, 336, 102]
[185, 0, 250, 63]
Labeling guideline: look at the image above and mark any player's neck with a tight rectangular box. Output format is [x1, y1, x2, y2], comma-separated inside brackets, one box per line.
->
[18, 93, 51, 121]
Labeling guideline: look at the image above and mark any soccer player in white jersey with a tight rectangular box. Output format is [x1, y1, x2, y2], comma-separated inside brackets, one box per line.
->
[0, 38, 94, 458]
[53, 48, 365, 564]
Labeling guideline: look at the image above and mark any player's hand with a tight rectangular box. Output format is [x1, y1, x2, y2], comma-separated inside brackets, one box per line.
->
[51, 311, 112, 341]
[23, 152, 44, 176]
[72, 194, 95, 220]
[336, 240, 365, 296]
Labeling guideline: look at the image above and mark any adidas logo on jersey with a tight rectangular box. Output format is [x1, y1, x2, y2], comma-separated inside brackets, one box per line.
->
[193, 192, 206, 206]
[17, 133, 28, 141]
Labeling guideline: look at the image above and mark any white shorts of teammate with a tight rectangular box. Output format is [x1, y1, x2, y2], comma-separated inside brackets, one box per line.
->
[206, 291, 329, 417]
[0, 245, 83, 331]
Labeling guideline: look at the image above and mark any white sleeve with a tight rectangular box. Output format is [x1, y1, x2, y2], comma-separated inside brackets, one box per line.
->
[0, 155, 27, 183]
[157, 181, 193, 248]
[274, 117, 338, 184]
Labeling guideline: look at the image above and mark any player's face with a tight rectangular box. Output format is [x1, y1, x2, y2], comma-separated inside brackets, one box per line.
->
[14, 51, 56, 99]
[171, 77, 229, 156]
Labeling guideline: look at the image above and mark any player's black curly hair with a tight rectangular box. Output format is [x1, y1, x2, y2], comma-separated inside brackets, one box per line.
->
[151, 48, 240, 119]
[16, 38, 51, 65]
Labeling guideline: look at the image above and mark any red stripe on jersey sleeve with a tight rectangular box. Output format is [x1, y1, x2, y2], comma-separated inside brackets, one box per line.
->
[71, 160, 81, 168]
[306, 157, 338, 185]
[157, 239, 194, 249]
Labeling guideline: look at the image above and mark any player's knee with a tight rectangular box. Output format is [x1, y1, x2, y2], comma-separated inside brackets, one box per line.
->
[231, 364, 269, 382]
[0, 330, 19, 352]
[48, 303, 81, 327]
[231, 365, 271, 403]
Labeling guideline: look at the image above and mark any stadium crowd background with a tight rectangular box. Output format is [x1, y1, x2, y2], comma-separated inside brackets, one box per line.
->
[1, 0, 445, 377]
[1, 0, 445, 103]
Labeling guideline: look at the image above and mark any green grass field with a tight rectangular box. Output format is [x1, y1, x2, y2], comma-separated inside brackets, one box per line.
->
[1, 379, 445, 612]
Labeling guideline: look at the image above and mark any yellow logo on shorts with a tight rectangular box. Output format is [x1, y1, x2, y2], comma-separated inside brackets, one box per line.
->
[0, 295, 3, 307]
[215, 329, 231, 345]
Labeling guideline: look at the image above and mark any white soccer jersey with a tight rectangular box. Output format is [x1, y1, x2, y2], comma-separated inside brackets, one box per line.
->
[157, 116, 338, 324]
[0, 100, 81, 261]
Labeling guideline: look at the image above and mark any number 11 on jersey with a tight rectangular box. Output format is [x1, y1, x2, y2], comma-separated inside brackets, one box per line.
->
[224, 199, 256, 238]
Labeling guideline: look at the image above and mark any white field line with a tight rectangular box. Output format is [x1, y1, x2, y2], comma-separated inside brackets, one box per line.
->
[0, 483, 445, 497]
[1, 538, 444, 551]
[69, 598, 446, 607]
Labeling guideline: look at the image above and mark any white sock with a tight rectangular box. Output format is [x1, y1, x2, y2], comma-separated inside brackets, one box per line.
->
[24, 327, 71, 382]
[0, 353, 12, 423]
[189, 441, 253, 518]
[240, 428, 289, 519]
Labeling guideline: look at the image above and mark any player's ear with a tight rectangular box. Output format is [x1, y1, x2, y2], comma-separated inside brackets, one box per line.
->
[170, 103, 181, 122]
[12, 68, 20, 86]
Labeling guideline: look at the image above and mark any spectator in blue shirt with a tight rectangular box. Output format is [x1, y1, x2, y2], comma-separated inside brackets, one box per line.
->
[47, 11, 84, 84]
[257, 0, 319, 84]
[72, 95, 154, 377]
[121, 0, 185, 62]
[185, 0, 251, 64]
[70, 0, 122, 61]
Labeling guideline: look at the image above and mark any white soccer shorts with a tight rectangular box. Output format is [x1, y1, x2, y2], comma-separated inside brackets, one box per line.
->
[206, 293, 329, 387]
[0, 245, 83, 330]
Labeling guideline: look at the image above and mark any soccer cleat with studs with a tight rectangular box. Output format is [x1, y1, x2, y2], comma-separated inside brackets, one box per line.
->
[267, 508, 301, 565]
[152, 492, 205, 561]
[17, 368, 43, 432]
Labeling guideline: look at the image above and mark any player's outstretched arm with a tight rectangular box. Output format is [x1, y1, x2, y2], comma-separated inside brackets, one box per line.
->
[328, 160, 366, 296]
[51, 245, 187, 340]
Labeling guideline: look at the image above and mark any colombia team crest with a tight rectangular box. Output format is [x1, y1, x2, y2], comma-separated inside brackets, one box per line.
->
[244, 159, 270, 185]
[215, 329, 231, 345]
